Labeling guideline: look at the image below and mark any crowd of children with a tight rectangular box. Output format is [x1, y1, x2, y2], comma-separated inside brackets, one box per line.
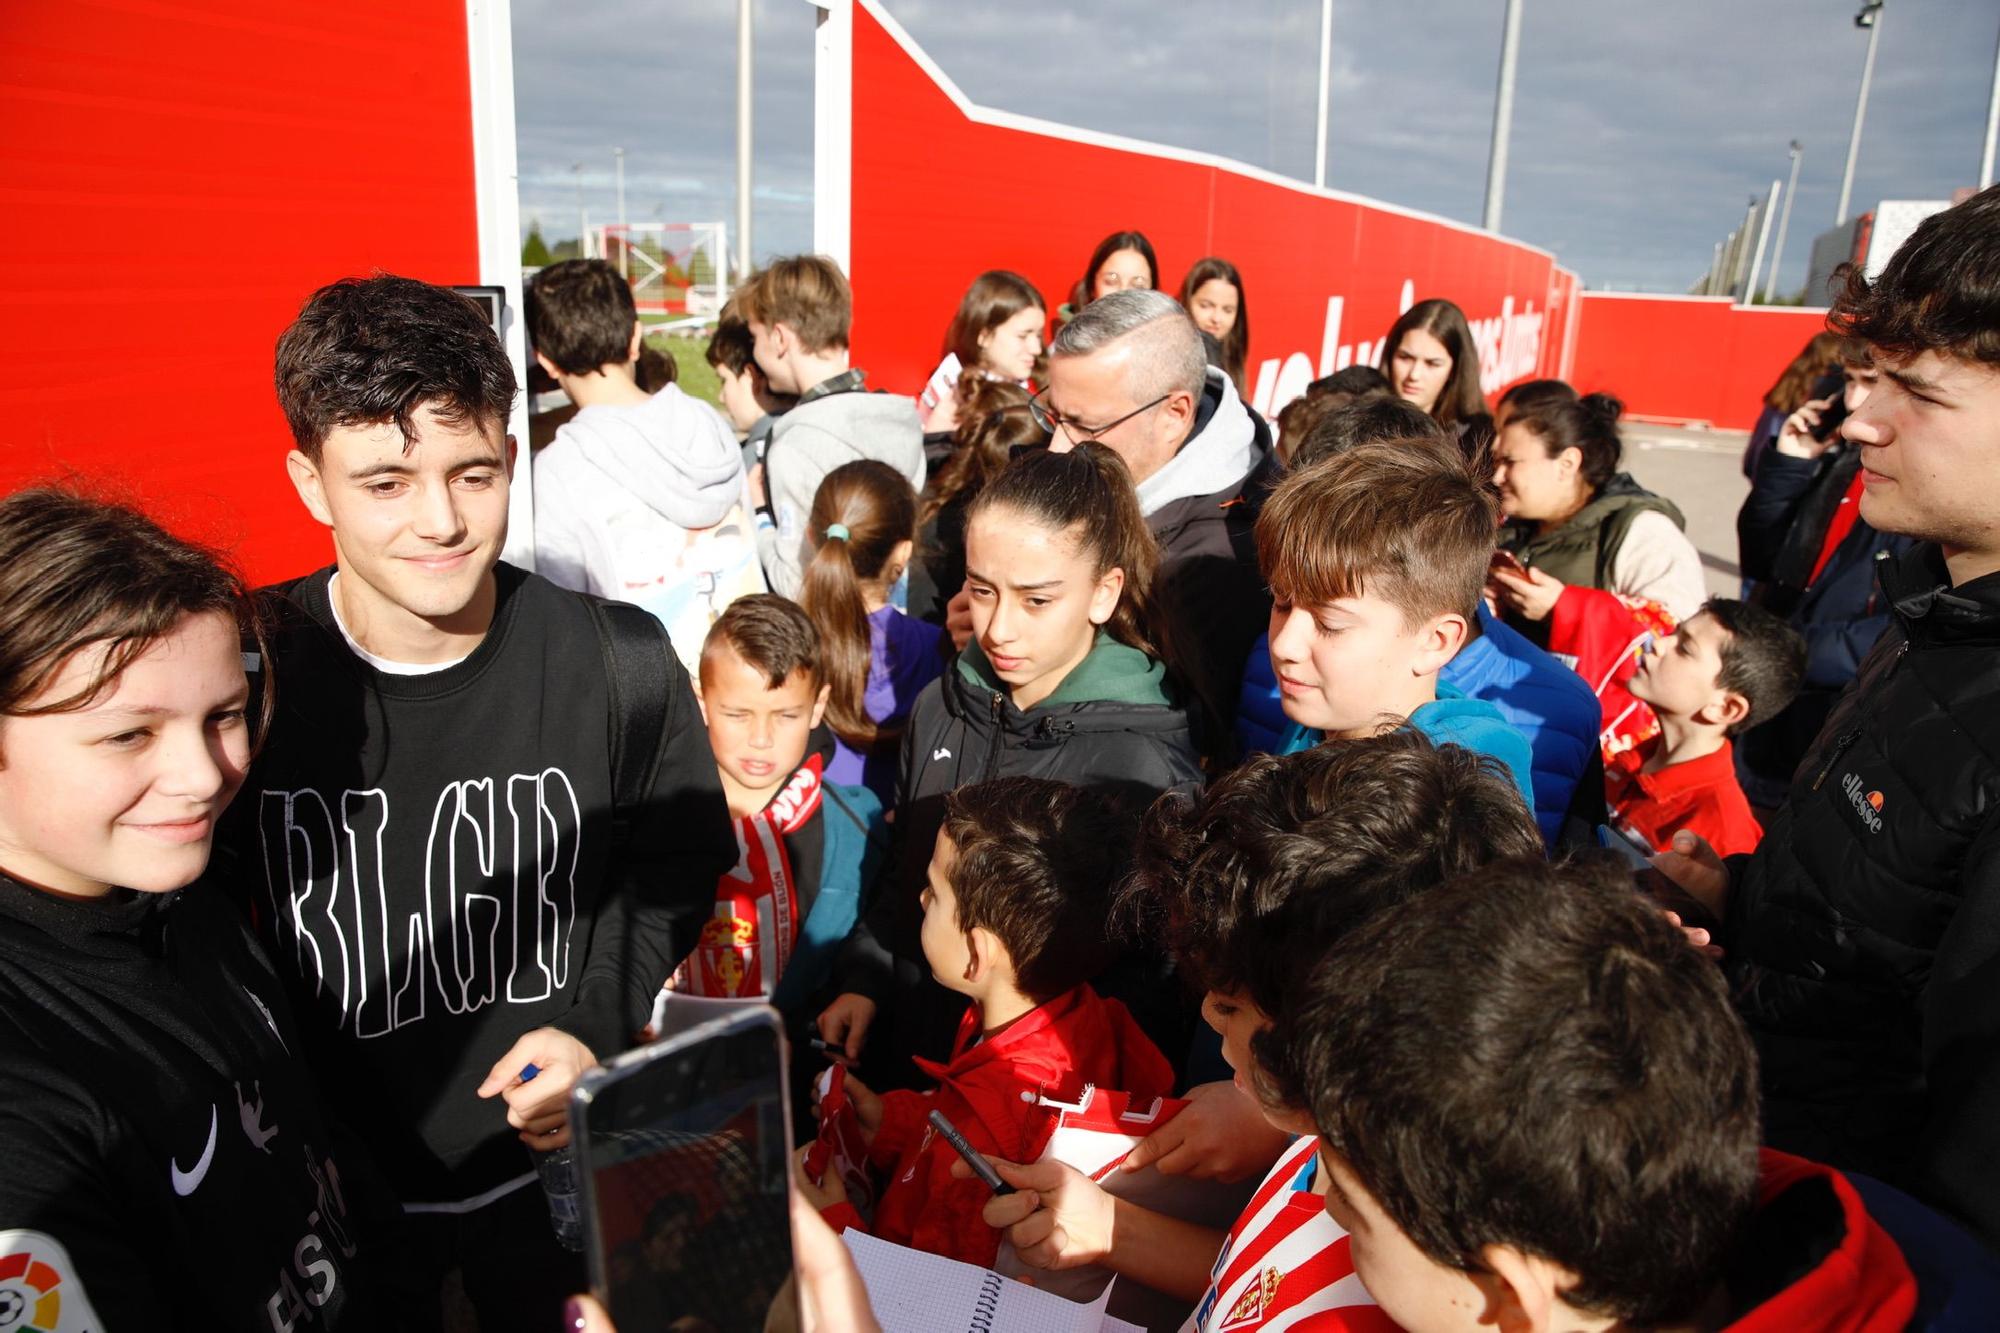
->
[6, 192, 2000, 1333]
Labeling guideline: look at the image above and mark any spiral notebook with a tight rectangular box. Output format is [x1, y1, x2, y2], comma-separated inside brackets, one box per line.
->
[843, 1231, 1144, 1333]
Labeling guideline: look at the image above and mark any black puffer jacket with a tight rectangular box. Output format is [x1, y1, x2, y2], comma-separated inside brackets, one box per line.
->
[834, 635, 1204, 1074]
[1725, 543, 2000, 1249]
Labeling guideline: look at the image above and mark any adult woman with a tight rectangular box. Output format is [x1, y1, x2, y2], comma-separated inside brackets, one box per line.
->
[907, 376, 1049, 626]
[1743, 331, 1842, 479]
[0, 488, 385, 1328]
[1178, 257, 1249, 394]
[1489, 392, 1707, 632]
[1378, 298, 1488, 435]
[919, 270, 1047, 434]
[1057, 230, 1158, 324]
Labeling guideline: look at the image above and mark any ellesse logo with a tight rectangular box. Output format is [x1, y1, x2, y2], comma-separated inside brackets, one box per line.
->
[1841, 773, 1885, 833]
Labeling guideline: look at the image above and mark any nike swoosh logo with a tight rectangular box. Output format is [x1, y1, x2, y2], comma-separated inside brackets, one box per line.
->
[170, 1106, 218, 1197]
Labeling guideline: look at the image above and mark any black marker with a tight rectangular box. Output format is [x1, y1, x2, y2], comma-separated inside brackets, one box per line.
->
[928, 1109, 1014, 1196]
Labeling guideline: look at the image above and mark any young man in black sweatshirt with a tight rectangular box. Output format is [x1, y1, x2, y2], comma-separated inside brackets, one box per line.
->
[215, 275, 735, 1330]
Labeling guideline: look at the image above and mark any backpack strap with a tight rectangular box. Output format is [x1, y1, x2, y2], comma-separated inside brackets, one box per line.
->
[587, 599, 676, 851]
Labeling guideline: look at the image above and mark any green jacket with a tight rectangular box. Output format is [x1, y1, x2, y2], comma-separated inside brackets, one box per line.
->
[1500, 472, 1686, 591]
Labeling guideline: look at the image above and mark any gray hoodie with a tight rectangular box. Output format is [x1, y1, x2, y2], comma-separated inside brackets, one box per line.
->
[534, 383, 766, 669]
[757, 382, 925, 598]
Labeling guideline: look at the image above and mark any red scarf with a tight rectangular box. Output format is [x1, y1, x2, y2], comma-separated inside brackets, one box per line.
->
[670, 755, 825, 999]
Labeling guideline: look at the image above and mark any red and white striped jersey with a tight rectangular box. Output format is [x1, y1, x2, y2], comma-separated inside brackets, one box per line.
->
[1183, 1135, 1399, 1333]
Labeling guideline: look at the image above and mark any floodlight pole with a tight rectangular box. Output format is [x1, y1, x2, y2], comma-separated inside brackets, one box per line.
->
[1314, 0, 1332, 189]
[1764, 140, 1803, 302]
[1836, 1, 1884, 226]
[1482, 0, 1524, 232]
[737, 0, 755, 278]
[613, 146, 627, 275]
[572, 162, 586, 258]
[1981, 18, 2000, 188]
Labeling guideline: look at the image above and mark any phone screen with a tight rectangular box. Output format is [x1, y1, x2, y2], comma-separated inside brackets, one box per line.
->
[573, 1007, 797, 1333]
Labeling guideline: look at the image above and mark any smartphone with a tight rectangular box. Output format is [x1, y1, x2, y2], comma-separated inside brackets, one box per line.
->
[1811, 393, 1851, 444]
[571, 1005, 798, 1333]
[1489, 548, 1529, 578]
[1597, 822, 1657, 871]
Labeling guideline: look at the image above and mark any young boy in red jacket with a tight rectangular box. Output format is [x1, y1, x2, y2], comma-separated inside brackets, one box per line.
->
[1546, 593, 1804, 857]
[1271, 855, 1918, 1332]
[801, 777, 1173, 1266]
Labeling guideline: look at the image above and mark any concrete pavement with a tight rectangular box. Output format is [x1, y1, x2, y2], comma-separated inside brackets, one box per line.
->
[1616, 422, 1753, 600]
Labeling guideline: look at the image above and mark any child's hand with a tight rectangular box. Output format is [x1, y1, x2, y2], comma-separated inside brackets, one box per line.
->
[1490, 565, 1565, 622]
[842, 1074, 884, 1142]
[954, 1156, 1114, 1271]
[1120, 1080, 1291, 1182]
[817, 993, 877, 1063]
[475, 1027, 599, 1148]
[748, 461, 769, 509]
[793, 1143, 849, 1212]
[1662, 909, 1724, 961]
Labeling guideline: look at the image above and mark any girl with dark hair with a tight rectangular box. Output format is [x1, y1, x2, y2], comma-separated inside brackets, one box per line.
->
[1489, 392, 1707, 631]
[0, 488, 386, 1329]
[800, 461, 947, 807]
[920, 271, 1048, 434]
[908, 376, 1050, 625]
[1057, 230, 1159, 324]
[817, 444, 1202, 1076]
[1178, 257, 1250, 394]
[1380, 298, 1489, 433]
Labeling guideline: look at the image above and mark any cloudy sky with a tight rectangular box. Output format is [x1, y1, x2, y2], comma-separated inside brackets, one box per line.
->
[511, 0, 1997, 295]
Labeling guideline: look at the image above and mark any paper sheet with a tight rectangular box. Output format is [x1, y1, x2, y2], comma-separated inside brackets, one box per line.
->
[843, 1230, 1142, 1333]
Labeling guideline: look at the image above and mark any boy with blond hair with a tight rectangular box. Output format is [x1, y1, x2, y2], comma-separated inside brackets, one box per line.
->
[1257, 438, 1533, 801]
[736, 255, 924, 597]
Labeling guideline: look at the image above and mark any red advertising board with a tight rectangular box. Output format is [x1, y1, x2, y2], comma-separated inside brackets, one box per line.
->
[836, 0, 1579, 416]
[1568, 295, 1831, 431]
[0, 1, 484, 580]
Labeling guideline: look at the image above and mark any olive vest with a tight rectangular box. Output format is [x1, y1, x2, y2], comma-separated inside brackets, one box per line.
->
[1499, 472, 1687, 590]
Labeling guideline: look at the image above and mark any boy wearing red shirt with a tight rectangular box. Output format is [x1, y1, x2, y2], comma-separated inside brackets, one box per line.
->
[1606, 599, 1804, 857]
[802, 778, 1172, 1266]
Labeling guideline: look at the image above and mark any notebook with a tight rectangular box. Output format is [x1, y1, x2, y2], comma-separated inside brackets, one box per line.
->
[843, 1231, 1143, 1333]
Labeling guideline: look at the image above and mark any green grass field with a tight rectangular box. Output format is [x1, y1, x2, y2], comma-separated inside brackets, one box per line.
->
[641, 324, 722, 410]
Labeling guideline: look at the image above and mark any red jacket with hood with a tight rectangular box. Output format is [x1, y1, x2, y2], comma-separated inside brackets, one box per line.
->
[834, 984, 1173, 1267]
[1725, 1149, 1916, 1330]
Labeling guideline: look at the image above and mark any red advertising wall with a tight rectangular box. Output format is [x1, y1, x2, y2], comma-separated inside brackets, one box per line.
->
[844, 0, 1576, 417]
[1568, 295, 1831, 431]
[0, 2, 482, 581]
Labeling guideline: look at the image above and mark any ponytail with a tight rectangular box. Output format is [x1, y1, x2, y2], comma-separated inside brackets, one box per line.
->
[968, 444, 1161, 658]
[800, 461, 919, 757]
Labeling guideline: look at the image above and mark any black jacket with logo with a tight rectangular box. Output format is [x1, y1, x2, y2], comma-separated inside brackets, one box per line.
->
[0, 873, 396, 1330]
[1725, 543, 2000, 1249]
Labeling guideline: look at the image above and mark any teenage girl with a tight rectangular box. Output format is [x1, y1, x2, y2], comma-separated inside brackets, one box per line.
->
[0, 488, 386, 1328]
[801, 460, 948, 809]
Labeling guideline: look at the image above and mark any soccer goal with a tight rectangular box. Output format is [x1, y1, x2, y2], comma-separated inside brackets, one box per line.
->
[594, 221, 730, 330]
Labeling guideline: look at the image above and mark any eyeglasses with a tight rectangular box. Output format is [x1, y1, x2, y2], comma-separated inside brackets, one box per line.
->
[1027, 389, 1170, 443]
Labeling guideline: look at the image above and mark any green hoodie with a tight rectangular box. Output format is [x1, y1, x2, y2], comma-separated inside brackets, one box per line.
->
[955, 631, 1174, 709]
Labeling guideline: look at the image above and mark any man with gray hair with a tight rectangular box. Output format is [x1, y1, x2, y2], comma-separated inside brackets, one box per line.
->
[1035, 288, 1277, 754]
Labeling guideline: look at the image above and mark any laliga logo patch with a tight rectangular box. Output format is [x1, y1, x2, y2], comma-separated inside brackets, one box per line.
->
[0, 1232, 104, 1332]
[1841, 773, 1885, 833]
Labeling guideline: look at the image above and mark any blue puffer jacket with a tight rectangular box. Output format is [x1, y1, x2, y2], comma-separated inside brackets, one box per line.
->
[770, 781, 890, 1017]
[1274, 680, 1536, 810]
[1240, 607, 1596, 846]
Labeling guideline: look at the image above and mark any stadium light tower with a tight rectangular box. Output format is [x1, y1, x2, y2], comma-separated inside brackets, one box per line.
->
[1836, 0, 1885, 226]
[1482, 0, 1524, 232]
[1982, 18, 1999, 188]
[1764, 140, 1803, 303]
[737, 0, 754, 277]
[1314, 0, 1332, 189]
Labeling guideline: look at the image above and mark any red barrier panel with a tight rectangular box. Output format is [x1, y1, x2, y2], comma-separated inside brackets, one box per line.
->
[0, 2, 482, 580]
[838, 0, 1577, 417]
[1568, 295, 1831, 432]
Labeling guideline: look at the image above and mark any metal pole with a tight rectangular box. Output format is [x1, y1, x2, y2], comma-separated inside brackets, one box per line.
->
[1745, 179, 1781, 306]
[1981, 18, 2000, 188]
[613, 147, 627, 276]
[1314, 0, 1332, 189]
[1482, 0, 1524, 232]
[737, 0, 755, 276]
[572, 162, 586, 258]
[1837, 2, 1884, 225]
[1765, 141, 1803, 302]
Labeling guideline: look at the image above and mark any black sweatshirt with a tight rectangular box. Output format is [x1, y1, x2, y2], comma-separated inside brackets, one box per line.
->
[213, 564, 736, 1201]
[0, 873, 395, 1330]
